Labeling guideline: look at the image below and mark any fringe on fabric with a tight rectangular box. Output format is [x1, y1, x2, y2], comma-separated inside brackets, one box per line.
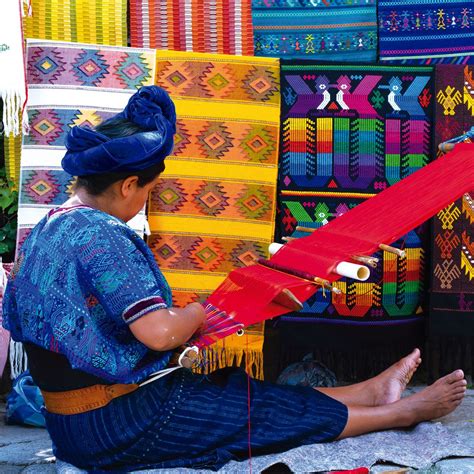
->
[9, 340, 28, 380]
[197, 333, 265, 380]
[22, 0, 32, 16]
[0, 0, 28, 137]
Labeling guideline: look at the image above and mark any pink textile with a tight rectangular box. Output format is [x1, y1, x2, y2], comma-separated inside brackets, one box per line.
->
[0, 263, 14, 377]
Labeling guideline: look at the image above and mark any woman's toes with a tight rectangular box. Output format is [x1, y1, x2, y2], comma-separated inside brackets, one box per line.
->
[452, 380, 467, 389]
[444, 370, 465, 384]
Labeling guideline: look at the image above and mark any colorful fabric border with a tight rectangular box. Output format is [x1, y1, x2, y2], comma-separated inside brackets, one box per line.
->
[23, 0, 127, 46]
[278, 61, 434, 323]
[430, 64, 474, 335]
[252, 0, 377, 61]
[378, 0, 474, 65]
[150, 51, 281, 378]
[3, 133, 22, 191]
[129, 0, 254, 56]
[18, 40, 156, 248]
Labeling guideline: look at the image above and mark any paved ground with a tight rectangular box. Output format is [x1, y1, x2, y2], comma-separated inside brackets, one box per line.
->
[0, 388, 473, 473]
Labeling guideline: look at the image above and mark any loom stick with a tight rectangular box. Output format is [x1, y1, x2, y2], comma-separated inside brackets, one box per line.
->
[352, 255, 379, 268]
[296, 225, 316, 233]
[379, 244, 406, 258]
[257, 258, 341, 294]
[266, 244, 371, 282]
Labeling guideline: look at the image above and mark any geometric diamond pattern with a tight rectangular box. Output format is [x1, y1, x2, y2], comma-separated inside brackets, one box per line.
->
[29, 109, 62, 146]
[116, 53, 152, 88]
[151, 179, 187, 213]
[230, 241, 265, 268]
[189, 237, 225, 272]
[241, 125, 275, 163]
[235, 185, 272, 219]
[23, 170, 60, 205]
[244, 65, 277, 102]
[194, 181, 229, 216]
[73, 49, 108, 87]
[197, 122, 233, 159]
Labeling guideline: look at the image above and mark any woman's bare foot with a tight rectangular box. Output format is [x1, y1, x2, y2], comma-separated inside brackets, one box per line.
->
[317, 348, 422, 407]
[401, 370, 467, 425]
[370, 348, 422, 406]
[335, 369, 467, 439]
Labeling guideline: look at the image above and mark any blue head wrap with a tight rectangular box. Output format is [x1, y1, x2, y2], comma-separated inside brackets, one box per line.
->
[61, 86, 176, 176]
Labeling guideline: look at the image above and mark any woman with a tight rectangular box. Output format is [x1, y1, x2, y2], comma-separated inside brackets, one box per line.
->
[3, 86, 467, 471]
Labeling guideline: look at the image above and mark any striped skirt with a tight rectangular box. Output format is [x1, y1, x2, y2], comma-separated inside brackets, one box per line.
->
[45, 368, 348, 471]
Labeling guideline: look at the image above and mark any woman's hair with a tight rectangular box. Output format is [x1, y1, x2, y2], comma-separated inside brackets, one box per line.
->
[75, 116, 166, 195]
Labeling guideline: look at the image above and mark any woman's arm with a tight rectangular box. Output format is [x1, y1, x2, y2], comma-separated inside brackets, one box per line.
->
[129, 302, 206, 351]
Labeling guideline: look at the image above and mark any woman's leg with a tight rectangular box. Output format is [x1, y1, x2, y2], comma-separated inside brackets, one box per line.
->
[337, 369, 467, 438]
[315, 348, 422, 407]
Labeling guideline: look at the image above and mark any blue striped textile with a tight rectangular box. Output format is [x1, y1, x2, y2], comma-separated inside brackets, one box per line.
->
[252, 0, 377, 61]
[378, 0, 474, 64]
[45, 369, 348, 471]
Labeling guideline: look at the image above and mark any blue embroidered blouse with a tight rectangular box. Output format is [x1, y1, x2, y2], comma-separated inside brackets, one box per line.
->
[3, 206, 173, 384]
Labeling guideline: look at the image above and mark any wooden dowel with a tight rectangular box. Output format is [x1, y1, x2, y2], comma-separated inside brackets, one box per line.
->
[379, 244, 406, 258]
[256, 258, 341, 294]
[295, 225, 316, 233]
[352, 255, 379, 268]
[282, 236, 296, 242]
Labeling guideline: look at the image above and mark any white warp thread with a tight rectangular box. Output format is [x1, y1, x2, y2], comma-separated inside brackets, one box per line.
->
[9, 340, 28, 379]
[0, 0, 28, 136]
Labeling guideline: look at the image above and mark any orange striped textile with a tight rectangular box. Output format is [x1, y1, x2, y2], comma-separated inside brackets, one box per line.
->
[130, 0, 254, 56]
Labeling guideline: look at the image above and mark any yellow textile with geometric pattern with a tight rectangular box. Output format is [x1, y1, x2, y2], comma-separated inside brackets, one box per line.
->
[149, 51, 280, 379]
[23, 0, 127, 45]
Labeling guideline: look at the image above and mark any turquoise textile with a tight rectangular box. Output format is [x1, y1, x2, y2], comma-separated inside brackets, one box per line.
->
[3, 206, 173, 383]
[252, 0, 377, 61]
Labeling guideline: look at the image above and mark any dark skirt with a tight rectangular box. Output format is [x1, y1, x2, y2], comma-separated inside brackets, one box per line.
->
[45, 368, 348, 472]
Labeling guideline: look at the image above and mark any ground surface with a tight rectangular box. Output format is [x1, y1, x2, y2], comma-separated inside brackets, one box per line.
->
[0, 388, 473, 473]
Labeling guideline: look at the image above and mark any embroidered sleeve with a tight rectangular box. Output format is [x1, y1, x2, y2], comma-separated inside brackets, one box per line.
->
[122, 295, 167, 324]
[72, 214, 171, 325]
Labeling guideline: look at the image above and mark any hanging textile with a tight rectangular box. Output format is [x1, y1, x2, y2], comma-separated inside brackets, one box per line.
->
[0, 0, 27, 137]
[17, 39, 156, 248]
[430, 65, 474, 335]
[274, 61, 434, 337]
[150, 51, 280, 378]
[129, 0, 254, 56]
[23, 0, 127, 46]
[3, 0, 128, 189]
[378, 0, 474, 65]
[252, 0, 377, 61]
[1, 0, 28, 190]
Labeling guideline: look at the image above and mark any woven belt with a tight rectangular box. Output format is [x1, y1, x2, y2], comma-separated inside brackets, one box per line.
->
[41, 346, 199, 415]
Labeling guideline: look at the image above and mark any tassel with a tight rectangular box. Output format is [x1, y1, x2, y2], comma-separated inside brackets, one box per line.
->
[1, 91, 24, 137]
[9, 340, 28, 379]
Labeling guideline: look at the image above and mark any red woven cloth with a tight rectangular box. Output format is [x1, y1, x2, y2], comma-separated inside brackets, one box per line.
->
[192, 144, 474, 346]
